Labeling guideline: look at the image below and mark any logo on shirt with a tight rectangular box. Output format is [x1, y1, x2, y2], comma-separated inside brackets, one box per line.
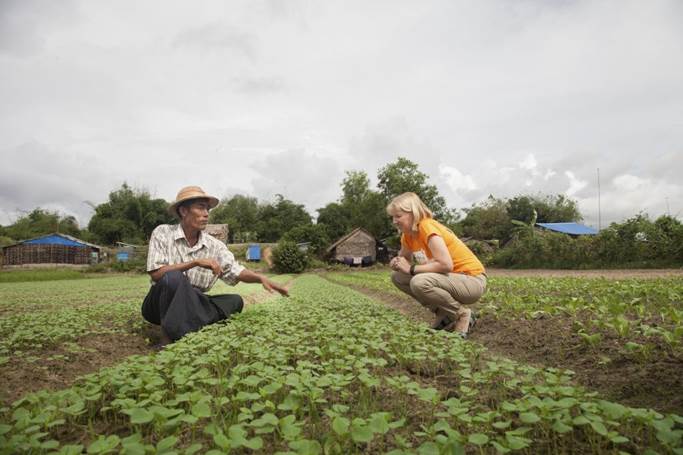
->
[413, 250, 428, 264]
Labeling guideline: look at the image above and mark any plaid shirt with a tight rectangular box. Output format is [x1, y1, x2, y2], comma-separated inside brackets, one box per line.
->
[146, 224, 245, 292]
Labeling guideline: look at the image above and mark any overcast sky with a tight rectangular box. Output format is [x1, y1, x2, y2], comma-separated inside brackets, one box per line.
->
[1, 0, 681, 230]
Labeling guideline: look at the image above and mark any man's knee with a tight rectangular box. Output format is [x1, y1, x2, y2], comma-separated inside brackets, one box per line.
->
[160, 270, 184, 292]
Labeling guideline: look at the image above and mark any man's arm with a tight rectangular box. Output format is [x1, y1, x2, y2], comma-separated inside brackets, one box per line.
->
[237, 269, 289, 297]
[149, 259, 222, 282]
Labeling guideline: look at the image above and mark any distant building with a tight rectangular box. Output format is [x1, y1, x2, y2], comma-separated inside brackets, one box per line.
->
[204, 224, 229, 244]
[326, 228, 377, 266]
[1, 233, 102, 266]
[535, 222, 599, 237]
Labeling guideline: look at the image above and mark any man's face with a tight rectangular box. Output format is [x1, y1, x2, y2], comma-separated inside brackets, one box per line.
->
[180, 199, 210, 231]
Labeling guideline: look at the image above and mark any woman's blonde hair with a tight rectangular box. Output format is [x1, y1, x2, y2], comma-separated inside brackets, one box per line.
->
[386, 192, 433, 231]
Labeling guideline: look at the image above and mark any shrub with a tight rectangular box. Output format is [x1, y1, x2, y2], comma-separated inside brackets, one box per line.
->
[273, 241, 309, 273]
[281, 224, 330, 257]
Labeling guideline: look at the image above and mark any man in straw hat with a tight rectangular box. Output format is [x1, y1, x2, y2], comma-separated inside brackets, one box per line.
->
[141, 185, 289, 347]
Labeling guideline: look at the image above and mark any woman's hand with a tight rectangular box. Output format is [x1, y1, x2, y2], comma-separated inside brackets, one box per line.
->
[390, 256, 411, 274]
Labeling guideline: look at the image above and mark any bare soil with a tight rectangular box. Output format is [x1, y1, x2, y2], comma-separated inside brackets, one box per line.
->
[1, 331, 150, 405]
[333, 276, 683, 415]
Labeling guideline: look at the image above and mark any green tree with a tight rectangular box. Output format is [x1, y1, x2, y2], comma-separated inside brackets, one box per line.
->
[460, 196, 512, 241]
[507, 194, 582, 224]
[316, 202, 353, 241]
[3, 208, 81, 240]
[377, 157, 457, 226]
[281, 224, 330, 256]
[209, 194, 259, 243]
[88, 183, 173, 245]
[255, 195, 312, 242]
[339, 171, 393, 239]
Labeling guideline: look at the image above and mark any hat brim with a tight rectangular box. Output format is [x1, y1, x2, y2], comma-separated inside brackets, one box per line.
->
[168, 196, 219, 217]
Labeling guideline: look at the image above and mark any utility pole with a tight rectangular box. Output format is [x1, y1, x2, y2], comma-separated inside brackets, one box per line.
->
[597, 168, 601, 231]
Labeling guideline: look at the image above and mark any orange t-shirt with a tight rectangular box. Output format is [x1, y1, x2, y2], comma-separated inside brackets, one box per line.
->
[401, 218, 485, 276]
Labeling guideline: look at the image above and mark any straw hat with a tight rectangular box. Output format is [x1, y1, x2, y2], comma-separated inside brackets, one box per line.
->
[168, 186, 219, 217]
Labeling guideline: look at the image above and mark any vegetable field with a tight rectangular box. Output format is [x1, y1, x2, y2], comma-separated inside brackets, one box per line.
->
[1, 271, 682, 454]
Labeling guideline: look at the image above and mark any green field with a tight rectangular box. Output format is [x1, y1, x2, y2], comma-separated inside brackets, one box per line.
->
[0, 271, 681, 454]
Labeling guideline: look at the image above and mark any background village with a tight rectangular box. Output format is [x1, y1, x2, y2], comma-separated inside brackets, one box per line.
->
[1, 158, 681, 273]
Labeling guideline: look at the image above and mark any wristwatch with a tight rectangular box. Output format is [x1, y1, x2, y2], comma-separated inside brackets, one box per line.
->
[410, 264, 416, 276]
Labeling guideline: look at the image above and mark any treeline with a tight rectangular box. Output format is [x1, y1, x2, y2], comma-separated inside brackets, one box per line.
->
[1, 157, 681, 268]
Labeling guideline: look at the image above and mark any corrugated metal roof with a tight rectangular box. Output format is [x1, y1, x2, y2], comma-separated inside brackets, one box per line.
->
[536, 222, 599, 235]
[15, 233, 102, 249]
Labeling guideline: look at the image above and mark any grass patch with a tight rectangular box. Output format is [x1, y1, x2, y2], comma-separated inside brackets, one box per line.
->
[0, 268, 94, 283]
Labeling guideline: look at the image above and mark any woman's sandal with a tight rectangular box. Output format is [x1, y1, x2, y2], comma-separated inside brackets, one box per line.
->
[444, 310, 476, 339]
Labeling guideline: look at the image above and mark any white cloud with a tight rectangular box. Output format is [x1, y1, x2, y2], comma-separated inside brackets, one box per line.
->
[565, 171, 588, 197]
[1, 0, 682, 229]
[519, 153, 537, 171]
[439, 165, 477, 192]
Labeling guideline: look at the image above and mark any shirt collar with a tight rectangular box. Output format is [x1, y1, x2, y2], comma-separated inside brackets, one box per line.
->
[173, 224, 208, 250]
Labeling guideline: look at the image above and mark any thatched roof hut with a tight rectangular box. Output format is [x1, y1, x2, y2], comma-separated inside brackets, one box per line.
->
[1, 233, 102, 267]
[326, 228, 377, 265]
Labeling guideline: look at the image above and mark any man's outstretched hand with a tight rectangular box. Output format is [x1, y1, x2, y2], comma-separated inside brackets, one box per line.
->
[261, 277, 290, 297]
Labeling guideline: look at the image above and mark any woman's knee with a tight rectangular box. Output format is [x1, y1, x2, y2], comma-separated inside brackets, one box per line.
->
[408, 273, 434, 295]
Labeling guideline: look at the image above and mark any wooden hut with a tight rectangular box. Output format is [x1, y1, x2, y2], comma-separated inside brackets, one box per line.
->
[1, 233, 102, 266]
[204, 224, 229, 244]
[326, 228, 377, 266]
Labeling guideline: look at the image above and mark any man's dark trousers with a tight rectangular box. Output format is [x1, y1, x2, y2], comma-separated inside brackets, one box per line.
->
[141, 270, 244, 341]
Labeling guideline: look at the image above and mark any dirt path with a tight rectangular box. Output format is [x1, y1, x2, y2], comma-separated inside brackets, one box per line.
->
[327, 277, 683, 415]
[486, 268, 683, 279]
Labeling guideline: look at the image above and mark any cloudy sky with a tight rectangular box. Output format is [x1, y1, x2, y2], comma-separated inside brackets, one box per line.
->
[1, 0, 681, 230]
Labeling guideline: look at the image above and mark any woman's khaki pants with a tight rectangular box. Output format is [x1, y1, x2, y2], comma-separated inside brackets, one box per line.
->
[391, 271, 487, 322]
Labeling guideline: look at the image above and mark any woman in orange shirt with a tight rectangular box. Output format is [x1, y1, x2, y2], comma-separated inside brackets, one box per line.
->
[387, 192, 487, 338]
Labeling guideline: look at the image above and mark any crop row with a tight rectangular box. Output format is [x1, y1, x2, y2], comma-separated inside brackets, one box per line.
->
[1, 275, 681, 454]
[328, 271, 683, 355]
[0, 274, 291, 363]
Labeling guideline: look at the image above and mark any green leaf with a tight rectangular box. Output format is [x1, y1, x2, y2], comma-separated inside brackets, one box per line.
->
[213, 433, 231, 450]
[552, 420, 573, 434]
[351, 424, 373, 443]
[369, 414, 390, 434]
[288, 439, 322, 455]
[468, 433, 489, 446]
[590, 421, 608, 436]
[191, 401, 212, 418]
[129, 408, 154, 425]
[156, 436, 178, 453]
[610, 435, 629, 444]
[417, 441, 440, 455]
[573, 415, 590, 426]
[332, 416, 350, 435]
[244, 437, 263, 450]
[492, 420, 512, 429]
[519, 412, 540, 424]
[87, 435, 120, 454]
[58, 445, 85, 455]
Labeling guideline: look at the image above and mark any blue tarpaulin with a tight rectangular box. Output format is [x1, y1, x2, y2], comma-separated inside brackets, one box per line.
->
[24, 234, 88, 247]
[536, 223, 599, 235]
